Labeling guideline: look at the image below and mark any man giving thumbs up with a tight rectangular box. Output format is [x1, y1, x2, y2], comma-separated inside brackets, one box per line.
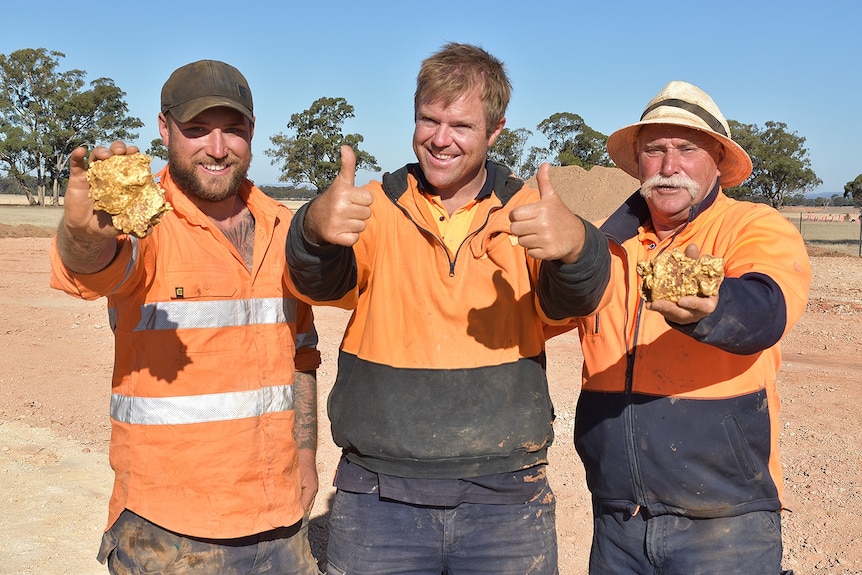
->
[286, 42, 611, 575]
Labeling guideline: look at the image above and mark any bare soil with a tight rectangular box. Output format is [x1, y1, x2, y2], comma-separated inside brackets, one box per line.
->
[1, 168, 861, 574]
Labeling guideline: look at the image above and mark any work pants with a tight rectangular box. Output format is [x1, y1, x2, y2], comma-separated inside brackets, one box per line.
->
[326, 486, 558, 575]
[97, 509, 321, 575]
[589, 501, 787, 575]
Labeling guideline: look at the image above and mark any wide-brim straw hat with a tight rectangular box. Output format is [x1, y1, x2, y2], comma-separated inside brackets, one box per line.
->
[607, 81, 752, 188]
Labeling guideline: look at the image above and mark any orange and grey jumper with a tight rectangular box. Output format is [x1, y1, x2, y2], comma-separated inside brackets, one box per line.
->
[50, 168, 320, 538]
[573, 181, 811, 518]
[286, 162, 610, 479]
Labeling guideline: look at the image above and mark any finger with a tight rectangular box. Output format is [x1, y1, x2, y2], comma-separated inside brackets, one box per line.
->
[88, 145, 116, 163]
[684, 243, 700, 259]
[536, 163, 556, 200]
[105, 141, 134, 156]
[69, 146, 88, 178]
[338, 145, 357, 188]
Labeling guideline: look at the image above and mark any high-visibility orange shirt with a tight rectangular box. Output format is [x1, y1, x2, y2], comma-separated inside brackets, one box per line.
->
[50, 168, 320, 538]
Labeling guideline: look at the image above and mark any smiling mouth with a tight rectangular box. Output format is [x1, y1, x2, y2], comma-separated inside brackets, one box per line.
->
[430, 151, 457, 161]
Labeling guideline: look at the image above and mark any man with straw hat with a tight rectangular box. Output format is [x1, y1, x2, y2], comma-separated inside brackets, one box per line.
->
[568, 81, 810, 574]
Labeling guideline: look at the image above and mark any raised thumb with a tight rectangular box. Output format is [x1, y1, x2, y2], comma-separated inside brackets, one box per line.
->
[338, 145, 357, 187]
[536, 163, 556, 199]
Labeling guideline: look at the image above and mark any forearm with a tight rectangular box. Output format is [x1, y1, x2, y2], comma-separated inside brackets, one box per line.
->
[673, 273, 787, 355]
[538, 218, 611, 319]
[292, 370, 318, 453]
[286, 203, 357, 301]
[56, 216, 118, 274]
[293, 369, 319, 513]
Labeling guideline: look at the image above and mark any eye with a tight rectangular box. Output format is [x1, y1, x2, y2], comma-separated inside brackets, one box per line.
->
[181, 126, 209, 138]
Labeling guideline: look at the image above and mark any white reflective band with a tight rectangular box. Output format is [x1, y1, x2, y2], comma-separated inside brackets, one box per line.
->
[135, 298, 297, 331]
[110, 385, 295, 425]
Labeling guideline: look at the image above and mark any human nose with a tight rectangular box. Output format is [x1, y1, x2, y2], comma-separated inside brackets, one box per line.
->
[205, 129, 229, 159]
[430, 124, 453, 148]
[659, 149, 681, 176]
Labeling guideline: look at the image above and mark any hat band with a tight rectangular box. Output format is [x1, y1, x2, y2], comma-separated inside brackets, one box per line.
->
[640, 98, 728, 137]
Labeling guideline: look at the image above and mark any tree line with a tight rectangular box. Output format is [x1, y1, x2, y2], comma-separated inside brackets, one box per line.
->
[2, 48, 860, 210]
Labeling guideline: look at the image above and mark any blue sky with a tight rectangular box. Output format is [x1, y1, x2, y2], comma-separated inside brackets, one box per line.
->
[3, 0, 858, 197]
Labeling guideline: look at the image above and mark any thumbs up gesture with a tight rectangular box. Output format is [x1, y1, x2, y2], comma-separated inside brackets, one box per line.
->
[302, 145, 373, 247]
[508, 163, 586, 264]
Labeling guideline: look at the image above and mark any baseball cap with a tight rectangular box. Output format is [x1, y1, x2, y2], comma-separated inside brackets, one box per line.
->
[160, 60, 254, 123]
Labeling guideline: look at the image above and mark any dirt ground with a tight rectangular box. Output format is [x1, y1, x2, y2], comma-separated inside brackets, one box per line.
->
[1, 167, 861, 574]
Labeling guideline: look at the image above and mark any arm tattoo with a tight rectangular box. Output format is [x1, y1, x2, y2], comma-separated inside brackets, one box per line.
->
[292, 370, 318, 452]
[55, 218, 118, 274]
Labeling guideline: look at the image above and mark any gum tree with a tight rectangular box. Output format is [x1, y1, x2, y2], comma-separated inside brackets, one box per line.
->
[726, 120, 821, 209]
[266, 97, 379, 192]
[0, 48, 142, 205]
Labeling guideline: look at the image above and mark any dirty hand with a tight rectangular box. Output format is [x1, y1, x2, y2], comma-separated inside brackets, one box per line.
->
[62, 142, 139, 239]
[646, 244, 720, 324]
[303, 145, 373, 247]
[509, 163, 585, 264]
[57, 142, 139, 273]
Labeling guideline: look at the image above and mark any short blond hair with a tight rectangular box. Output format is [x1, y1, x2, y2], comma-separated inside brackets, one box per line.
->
[414, 43, 511, 136]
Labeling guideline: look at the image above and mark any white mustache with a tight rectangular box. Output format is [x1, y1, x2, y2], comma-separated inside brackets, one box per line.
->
[640, 175, 700, 201]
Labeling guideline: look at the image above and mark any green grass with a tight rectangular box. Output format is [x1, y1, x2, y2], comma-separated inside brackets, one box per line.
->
[782, 217, 862, 257]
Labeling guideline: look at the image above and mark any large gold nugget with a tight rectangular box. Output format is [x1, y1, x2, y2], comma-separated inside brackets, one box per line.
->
[87, 153, 172, 238]
[637, 248, 724, 303]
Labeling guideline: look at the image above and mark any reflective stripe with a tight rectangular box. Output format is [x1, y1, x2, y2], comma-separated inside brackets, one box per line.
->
[110, 384, 294, 425]
[135, 297, 297, 331]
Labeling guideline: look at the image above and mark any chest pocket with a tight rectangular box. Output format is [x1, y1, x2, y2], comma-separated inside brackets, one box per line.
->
[162, 265, 240, 301]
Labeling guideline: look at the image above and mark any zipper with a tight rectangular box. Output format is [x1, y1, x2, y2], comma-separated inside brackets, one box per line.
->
[621, 226, 687, 510]
[395, 201, 498, 277]
[623, 242, 649, 509]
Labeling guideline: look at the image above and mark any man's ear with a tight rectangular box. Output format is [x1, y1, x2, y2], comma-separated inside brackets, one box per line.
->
[157, 113, 170, 146]
[487, 116, 506, 147]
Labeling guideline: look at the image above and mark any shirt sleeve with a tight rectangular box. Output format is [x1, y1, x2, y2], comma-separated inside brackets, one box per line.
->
[537, 217, 611, 320]
[49, 236, 137, 300]
[285, 202, 358, 304]
[671, 207, 811, 355]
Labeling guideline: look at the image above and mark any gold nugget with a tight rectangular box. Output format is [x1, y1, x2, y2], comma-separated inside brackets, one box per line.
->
[87, 153, 172, 238]
[637, 248, 724, 303]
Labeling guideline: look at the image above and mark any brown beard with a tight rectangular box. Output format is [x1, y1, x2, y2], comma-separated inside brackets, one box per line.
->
[167, 145, 251, 203]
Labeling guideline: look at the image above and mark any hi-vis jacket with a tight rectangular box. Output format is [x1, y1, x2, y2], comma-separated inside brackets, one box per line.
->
[286, 162, 610, 479]
[50, 168, 320, 538]
[573, 182, 811, 518]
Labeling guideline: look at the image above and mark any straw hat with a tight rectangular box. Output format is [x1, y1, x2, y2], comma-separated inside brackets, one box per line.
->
[607, 81, 752, 188]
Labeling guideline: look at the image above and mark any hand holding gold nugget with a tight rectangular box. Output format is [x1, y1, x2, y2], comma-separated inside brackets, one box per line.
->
[87, 153, 172, 238]
[637, 248, 724, 303]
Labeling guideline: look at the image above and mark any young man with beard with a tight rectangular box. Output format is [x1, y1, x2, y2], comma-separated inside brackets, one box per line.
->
[51, 60, 322, 575]
[570, 81, 811, 574]
[285, 43, 611, 574]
